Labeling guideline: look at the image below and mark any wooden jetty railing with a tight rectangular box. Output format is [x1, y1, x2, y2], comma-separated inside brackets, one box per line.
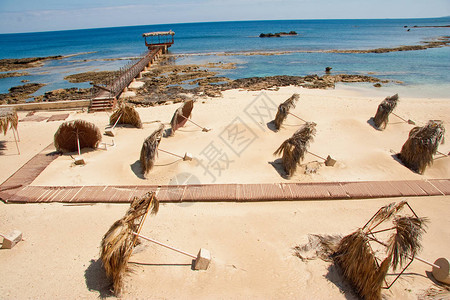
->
[90, 31, 175, 112]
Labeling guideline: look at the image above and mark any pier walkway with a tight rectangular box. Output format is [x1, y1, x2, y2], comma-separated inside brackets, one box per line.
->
[90, 31, 175, 111]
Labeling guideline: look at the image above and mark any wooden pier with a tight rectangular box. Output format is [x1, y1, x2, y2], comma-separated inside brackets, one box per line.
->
[90, 31, 175, 112]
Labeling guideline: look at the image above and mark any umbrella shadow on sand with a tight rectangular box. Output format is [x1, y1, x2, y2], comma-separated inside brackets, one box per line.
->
[85, 259, 114, 298]
[325, 264, 359, 300]
[0, 141, 6, 155]
[130, 160, 145, 179]
[268, 159, 289, 179]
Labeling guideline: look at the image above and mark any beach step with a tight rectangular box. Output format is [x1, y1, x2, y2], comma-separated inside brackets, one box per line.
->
[89, 97, 116, 112]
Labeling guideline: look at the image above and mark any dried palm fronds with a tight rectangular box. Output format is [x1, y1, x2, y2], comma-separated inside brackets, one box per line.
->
[364, 201, 407, 231]
[170, 99, 194, 135]
[334, 230, 390, 300]
[100, 192, 159, 295]
[274, 93, 299, 130]
[110, 103, 143, 129]
[293, 234, 342, 262]
[54, 119, 101, 153]
[399, 120, 445, 174]
[0, 107, 18, 135]
[274, 122, 316, 177]
[373, 94, 399, 130]
[388, 216, 428, 270]
[294, 202, 429, 299]
[140, 124, 165, 176]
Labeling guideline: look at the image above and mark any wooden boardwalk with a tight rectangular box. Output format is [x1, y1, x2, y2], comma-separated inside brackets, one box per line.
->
[1, 180, 449, 204]
[0, 143, 60, 193]
[1, 143, 449, 204]
[90, 47, 164, 111]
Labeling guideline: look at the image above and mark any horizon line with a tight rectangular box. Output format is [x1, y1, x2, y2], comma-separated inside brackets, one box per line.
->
[1, 16, 449, 35]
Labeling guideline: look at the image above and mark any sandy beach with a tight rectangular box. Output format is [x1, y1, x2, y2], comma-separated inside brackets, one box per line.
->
[1, 85, 450, 299]
[2, 85, 449, 186]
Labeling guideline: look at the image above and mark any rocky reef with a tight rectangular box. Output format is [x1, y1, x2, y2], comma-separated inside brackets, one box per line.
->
[0, 83, 45, 104]
[0, 56, 63, 72]
[259, 31, 298, 38]
[64, 71, 120, 85]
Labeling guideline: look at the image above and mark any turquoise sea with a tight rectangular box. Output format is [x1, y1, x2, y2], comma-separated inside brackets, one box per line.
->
[0, 18, 449, 98]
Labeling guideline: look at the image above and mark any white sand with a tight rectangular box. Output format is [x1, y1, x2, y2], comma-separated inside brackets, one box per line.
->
[18, 86, 450, 186]
[1, 197, 449, 299]
[1, 86, 450, 299]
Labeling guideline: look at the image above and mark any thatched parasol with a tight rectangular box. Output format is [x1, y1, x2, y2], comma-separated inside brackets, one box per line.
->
[140, 124, 165, 176]
[0, 107, 20, 154]
[373, 94, 399, 130]
[274, 122, 316, 177]
[274, 93, 299, 130]
[334, 201, 428, 300]
[110, 103, 143, 129]
[100, 192, 159, 295]
[334, 230, 391, 300]
[0, 107, 18, 135]
[170, 99, 194, 135]
[54, 119, 102, 153]
[398, 120, 445, 174]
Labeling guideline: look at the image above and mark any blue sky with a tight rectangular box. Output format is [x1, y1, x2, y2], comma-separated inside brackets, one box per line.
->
[0, 0, 449, 34]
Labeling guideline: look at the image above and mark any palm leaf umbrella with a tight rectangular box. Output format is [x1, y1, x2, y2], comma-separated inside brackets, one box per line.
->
[100, 192, 159, 295]
[274, 122, 316, 177]
[334, 201, 428, 300]
[274, 93, 299, 130]
[0, 107, 20, 154]
[398, 120, 445, 174]
[170, 99, 194, 135]
[140, 124, 165, 176]
[54, 119, 101, 153]
[110, 103, 143, 129]
[373, 94, 399, 130]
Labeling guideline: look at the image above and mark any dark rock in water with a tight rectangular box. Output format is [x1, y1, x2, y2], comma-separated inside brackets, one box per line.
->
[64, 71, 120, 85]
[373, 83, 382, 88]
[0, 83, 45, 104]
[0, 72, 29, 79]
[260, 31, 298, 38]
[260, 33, 281, 38]
[35, 87, 92, 102]
[407, 29, 410, 32]
[0, 56, 63, 72]
[404, 25, 408, 28]
[325, 67, 332, 73]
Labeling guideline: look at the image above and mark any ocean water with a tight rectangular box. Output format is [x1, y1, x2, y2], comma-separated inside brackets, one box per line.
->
[0, 18, 449, 98]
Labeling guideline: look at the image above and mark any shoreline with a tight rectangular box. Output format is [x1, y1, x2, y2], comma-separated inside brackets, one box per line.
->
[1, 34, 449, 103]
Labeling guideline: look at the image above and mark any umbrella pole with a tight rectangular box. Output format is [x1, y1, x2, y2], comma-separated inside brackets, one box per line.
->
[76, 131, 81, 156]
[15, 126, 20, 142]
[180, 115, 210, 131]
[436, 150, 449, 157]
[132, 232, 197, 259]
[288, 112, 307, 123]
[307, 151, 326, 161]
[158, 148, 184, 159]
[392, 112, 415, 125]
[112, 113, 122, 130]
[12, 127, 20, 155]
